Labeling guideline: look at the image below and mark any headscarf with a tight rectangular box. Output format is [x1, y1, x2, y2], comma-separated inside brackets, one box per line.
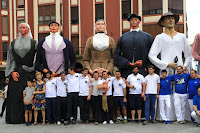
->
[18, 23, 33, 39]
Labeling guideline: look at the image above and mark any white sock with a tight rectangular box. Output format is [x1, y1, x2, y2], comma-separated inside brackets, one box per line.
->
[117, 117, 121, 120]
[124, 116, 127, 119]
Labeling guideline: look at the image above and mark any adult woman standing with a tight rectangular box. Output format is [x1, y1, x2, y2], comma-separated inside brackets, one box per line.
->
[5, 23, 37, 124]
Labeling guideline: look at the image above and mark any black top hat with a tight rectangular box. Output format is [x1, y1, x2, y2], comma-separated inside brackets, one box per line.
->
[127, 13, 141, 21]
[157, 12, 179, 27]
[49, 21, 60, 27]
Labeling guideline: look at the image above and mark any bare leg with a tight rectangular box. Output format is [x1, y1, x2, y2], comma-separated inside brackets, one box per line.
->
[29, 110, 32, 122]
[25, 110, 28, 122]
[34, 110, 38, 124]
[137, 110, 142, 120]
[131, 110, 136, 120]
[117, 107, 121, 117]
[41, 110, 46, 125]
[122, 107, 127, 118]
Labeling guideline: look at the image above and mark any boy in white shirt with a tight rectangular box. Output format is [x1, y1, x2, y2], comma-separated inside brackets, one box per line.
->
[113, 71, 127, 124]
[143, 65, 160, 125]
[97, 71, 115, 125]
[56, 71, 68, 125]
[79, 68, 92, 124]
[45, 71, 57, 125]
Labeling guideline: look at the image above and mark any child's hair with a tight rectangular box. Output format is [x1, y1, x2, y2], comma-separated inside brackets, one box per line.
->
[161, 69, 167, 73]
[93, 71, 99, 75]
[107, 72, 111, 76]
[148, 65, 155, 69]
[27, 79, 34, 83]
[35, 72, 43, 77]
[82, 68, 88, 71]
[60, 71, 66, 75]
[68, 66, 75, 71]
[46, 70, 52, 75]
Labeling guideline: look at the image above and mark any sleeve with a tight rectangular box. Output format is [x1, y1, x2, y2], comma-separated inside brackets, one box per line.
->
[192, 34, 200, 61]
[67, 40, 76, 67]
[110, 77, 116, 81]
[141, 76, 145, 83]
[5, 43, 16, 77]
[193, 97, 197, 105]
[148, 36, 168, 70]
[183, 35, 192, 69]
[106, 37, 115, 73]
[114, 37, 131, 69]
[82, 38, 92, 70]
[126, 76, 130, 82]
[122, 82, 126, 88]
[98, 80, 102, 85]
[157, 75, 160, 83]
[35, 39, 46, 72]
[145, 76, 147, 84]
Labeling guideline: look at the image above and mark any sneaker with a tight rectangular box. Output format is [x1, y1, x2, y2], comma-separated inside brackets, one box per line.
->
[116, 119, 121, 124]
[109, 120, 114, 124]
[47, 122, 50, 125]
[123, 119, 128, 124]
[167, 121, 172, 124]
[131, 120, 136, 124]
[54, 122, 56, 125]
[143, 120, 149, 125]
[180, 120, 186, 124]
[164, 121, 168, 124]
[85, 120, 89, 124]
[79, 120, 84, 124]
[64, 121, 70, 125]
[151, 120, 157, 124]
[28, 121, 32, 125]
[94, 122, 99, 125]
[174, 121, 181, 124]
[138, 120, 142, 124]
[197, 123, 200, 127]
[57, 121, 61, 125]
[103, 121, 107, 125]
[25, 122, 29, 126]
[72, 119, 76, 124]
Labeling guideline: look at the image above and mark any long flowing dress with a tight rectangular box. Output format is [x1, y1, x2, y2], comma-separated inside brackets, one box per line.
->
[5, 37, 36, 124]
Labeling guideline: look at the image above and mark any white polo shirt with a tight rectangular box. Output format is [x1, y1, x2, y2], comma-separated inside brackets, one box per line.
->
[145, 74, 160, 94]
[113, 78, 126, 96]
[127, 73, 145, 94]
[79, 75, 92, 96]
[56, 77, 68, 97]
[45, 78, 57, 98]
[98, 77, 115, 96]
[66, 73, 82, 93]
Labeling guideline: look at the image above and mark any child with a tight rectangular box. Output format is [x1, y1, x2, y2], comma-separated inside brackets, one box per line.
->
[23, 80, 35, 126]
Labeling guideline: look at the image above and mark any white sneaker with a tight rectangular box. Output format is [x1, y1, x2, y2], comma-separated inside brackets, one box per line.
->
[109, 120, 114, 124]
[103, 121, 107, 125]
[57, 121, 61, 125]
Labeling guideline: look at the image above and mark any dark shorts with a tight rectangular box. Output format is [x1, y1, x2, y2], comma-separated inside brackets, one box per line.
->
[24, 104, 32, 111]
[129, 94, 143, 110]
[114, 96, 126, 108]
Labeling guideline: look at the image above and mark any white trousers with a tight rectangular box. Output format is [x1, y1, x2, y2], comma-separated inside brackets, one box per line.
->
[191, 111, 200, 123]
[188, 99, 193, 112]
[159, 95, 171, 121]
[173, 93, 188, 121]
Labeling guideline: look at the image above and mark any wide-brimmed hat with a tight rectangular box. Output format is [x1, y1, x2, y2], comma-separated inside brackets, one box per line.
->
[49, 21, 60, 27]
[157, 12, 179, 27]
[127, 13, 141, 21]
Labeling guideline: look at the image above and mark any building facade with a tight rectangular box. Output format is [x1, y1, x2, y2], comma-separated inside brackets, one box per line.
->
[0, 0, 186, 87]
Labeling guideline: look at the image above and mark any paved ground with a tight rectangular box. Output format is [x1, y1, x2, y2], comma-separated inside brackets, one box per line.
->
[0, 98, 199, 133]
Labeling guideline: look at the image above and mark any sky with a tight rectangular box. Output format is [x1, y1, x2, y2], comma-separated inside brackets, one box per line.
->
[186, 0, 200, 44]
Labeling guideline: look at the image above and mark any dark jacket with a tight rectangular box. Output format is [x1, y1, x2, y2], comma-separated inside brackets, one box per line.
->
[35, 37, 76, 74]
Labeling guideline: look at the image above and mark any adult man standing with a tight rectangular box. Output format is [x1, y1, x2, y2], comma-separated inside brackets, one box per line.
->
[35, 21, 76, 75]
[115, 13, 153, 78]
[148, 12, 192, 75]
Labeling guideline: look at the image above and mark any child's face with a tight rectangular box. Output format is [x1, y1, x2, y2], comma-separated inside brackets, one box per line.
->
[148, 68, 154, 74]
[60, 73, 66, 79]
[27, 81, 32, 87]
[46, 73, 51, 79]
[82, 70, 88, 76]
[161, 72, 167, 78]
[36, 74, 42, 80]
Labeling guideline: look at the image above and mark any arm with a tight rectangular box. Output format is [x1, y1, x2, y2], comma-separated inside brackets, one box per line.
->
[123, 87, 127, 102]
[141, 82, 146, 98]
[114, 37, 131, 69]
[126, 81, 134, 88]
[23, 90, 27, 105]
[192, 34, 200, 61]
[148, 36, 169, 70]
[83, 38, 92, 73]
[106, 38, 115, 73]
[193, 105, 200, 116]
[183, 35, 192, 69]
[87, 85, 92, 101]
[157, 83, 160, 99]
[27, 94, 35, 105]
[88, 74, 93, 83]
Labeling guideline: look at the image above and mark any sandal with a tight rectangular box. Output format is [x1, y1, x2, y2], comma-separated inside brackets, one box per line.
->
[32, 122, 37, 125]
[42, 121, 45, 125]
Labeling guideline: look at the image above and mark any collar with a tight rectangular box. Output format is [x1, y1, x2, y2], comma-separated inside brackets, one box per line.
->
[50, 32, 60, 36]
[130, 28, 140, 32]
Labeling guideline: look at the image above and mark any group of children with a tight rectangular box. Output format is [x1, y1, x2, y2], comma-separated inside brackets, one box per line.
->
[22, 65, 200, 126]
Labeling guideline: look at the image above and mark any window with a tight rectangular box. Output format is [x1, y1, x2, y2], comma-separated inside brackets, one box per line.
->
[95, 4, 104, 20]
[1, 0, 7, 9]
[71, 35, 79, 55]
[122, 0, 131, 19]
[38, 5, 56, 25]
[168, 0, 183, 14]
[2, 42, 8, 61]
[17, 0, 24, 8]
[71, 6, 79, 24]
[38, 16, 44, 25]
[2, 16, 8, 35]
[45, 16, 51, 24]
[142, 0, 162, 15]
[17, 18, 24, 26]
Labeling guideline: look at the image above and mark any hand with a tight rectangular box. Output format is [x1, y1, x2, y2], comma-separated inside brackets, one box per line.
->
[168, 63, 177, 69]
[43, 68, 48, 73]
[156, 94, 159, 99]
[27, 102, 30, 105]
[196, 111, 200, 116]
[12, 72, 20, 81]
[129, 63, 135, 67]
[143, 96, 146, 101]
[33, 92, 36, 95]
[123, 98, 127, 103]
[89, 70, 93, 75]
[87, 95, 91, 101]
[141, 93, 145, 98]
[135, 60, 143, 68]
